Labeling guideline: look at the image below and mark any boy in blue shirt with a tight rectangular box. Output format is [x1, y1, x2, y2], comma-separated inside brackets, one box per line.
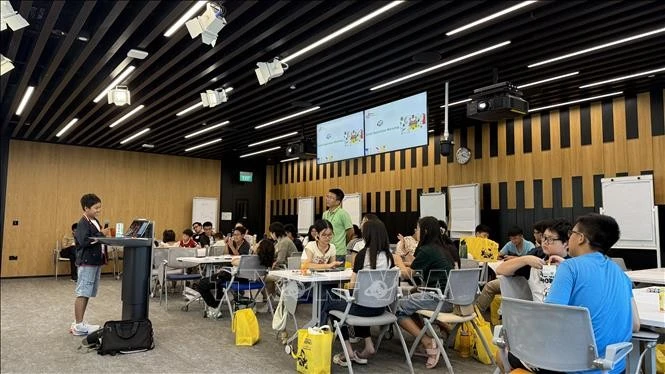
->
[546, 213, 639, 374]
[499, 225, 535, 259]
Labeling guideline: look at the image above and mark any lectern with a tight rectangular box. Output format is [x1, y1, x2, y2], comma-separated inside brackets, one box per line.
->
[94, 237, 152, 320]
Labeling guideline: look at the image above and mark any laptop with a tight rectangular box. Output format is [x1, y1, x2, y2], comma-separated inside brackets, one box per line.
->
[121, 219, 153, 238]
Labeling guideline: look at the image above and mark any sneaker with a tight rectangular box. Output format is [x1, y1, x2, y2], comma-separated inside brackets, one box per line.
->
[70, 322, 100, 336]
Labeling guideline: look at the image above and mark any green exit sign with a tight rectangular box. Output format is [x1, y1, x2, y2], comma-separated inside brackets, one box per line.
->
[239, 171, 253, 182]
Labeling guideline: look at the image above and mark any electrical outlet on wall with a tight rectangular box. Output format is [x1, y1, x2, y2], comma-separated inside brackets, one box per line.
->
[12, 220, 19, 226]
[9, 256, 18, 260]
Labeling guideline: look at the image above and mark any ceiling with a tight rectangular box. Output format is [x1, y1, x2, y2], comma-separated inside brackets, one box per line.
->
[2, 0, 664, 161]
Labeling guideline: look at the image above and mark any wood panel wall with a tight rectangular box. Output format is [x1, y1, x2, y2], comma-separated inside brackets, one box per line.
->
[2, 140, 221, 277]
[265, 89, 665, 237]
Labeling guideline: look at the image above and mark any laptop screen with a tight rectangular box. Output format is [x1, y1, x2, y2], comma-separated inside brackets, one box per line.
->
[123, 219, 153, 238]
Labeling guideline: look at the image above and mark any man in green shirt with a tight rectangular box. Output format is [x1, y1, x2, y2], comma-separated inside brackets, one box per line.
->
[322, 188, 354, 261]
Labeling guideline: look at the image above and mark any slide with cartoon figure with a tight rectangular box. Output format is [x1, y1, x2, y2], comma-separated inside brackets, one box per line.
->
[316, 111, 365, 164]
[364, 91, 427, 156]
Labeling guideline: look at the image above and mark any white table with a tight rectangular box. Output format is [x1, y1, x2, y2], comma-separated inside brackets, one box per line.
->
[268, 269, 352, 330]
[177, 255, 239, 277]
[625, 268, 665, 285]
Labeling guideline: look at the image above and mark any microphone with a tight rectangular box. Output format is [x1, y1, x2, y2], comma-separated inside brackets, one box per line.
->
[104, 220, 110, 229]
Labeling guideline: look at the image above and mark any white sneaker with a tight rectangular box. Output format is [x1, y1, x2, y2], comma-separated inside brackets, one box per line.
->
[70, 322, 100, 336]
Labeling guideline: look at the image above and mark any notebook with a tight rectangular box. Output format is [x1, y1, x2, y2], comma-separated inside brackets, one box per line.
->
[122, 219, 153, 238]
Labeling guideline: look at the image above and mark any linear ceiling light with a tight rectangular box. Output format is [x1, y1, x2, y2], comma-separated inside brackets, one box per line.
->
[528, 91, 623, 112]
[528, 27, 665, 68]
[176, 102, 203, 116]
[280, 157, 299, 163]
[248, 131, 299, 147]
[185, 138, 222, 152]
[93, 66, 136, 103]
[517, 71, 580, 89]
[120, 128, 150, 144]
[254, 106, 321, 129]
[164, 0, 207, 37]
[56, 118, 78, 137]
[239, 146, 281, 158]
[109, 104, 145, 128]
[15, 86, 35, 115]
[281, 1, 404, 64]
[446, 1, 537, 36]
[439, 98, 471, 108]
[184, 120, 229, 138]
[579, 67, 665, 88]
[370, 41, 511, 91]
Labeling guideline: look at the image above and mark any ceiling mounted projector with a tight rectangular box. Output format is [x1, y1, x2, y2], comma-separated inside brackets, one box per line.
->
[467, 81, 528, 121]
[185, 2, 227, 47]
[255, 58, 288, 85]
[0, 54, 14, 76]
[285, 138, 316, 160]
[0, 1, 29, 32]
[200, 88, 228, 107]
[107, 86, 131, 106]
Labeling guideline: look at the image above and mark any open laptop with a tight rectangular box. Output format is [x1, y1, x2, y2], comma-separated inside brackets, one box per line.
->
[121, 219, 153, 238]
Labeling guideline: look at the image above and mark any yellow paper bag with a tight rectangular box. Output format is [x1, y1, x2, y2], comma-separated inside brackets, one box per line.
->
[232, 308, 260, 346]
[656, 343, 665, 374]
[462, 237, 499, 262]
[490, 295, 502, 326]
[453, 307, 498, 365]
[293, 326, 333, 374]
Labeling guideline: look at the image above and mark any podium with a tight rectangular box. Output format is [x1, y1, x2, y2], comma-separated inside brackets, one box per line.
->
[95, 237, 152, 320]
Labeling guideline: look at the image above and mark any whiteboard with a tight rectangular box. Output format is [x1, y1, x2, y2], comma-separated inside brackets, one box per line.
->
[420, 192, 447, 222]
[297, 197, 315, 234]
[192, 197, 218, 231]
[342, 193, 362, 226]
[448, 184, 480, 239]
[600, 175, 660, 257]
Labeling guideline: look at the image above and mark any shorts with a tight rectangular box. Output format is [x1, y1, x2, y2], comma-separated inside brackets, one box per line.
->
[76, 266, 101, 298]
[396, 292, 453, 320]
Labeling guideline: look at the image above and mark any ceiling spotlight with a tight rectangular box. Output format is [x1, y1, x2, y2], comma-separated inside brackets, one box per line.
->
[255, 58, 288, 85]
[0, 0, 29, 31]
[200, 88, 228, 107]
[185, 2, 227, 47]
[107, 86, 131, 106]
[0, 54, 15, 76]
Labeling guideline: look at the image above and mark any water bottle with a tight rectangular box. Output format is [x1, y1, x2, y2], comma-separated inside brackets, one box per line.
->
[459, 240, 468, 259]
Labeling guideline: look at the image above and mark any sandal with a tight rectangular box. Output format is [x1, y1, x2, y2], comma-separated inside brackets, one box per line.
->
[332, 352, 368, 367]
[425, 342, 441, 369]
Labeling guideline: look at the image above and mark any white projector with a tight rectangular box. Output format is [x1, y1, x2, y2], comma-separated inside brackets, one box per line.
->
[185, 3, 227, 47]
[200, 89, 228, 107]
[0, 0, 29, 31]
[255, 59, 287, 85]
[108, 86, 131, 106]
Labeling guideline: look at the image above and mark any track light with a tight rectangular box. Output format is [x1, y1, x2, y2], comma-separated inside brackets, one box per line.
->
[0, 54, 14, 76]
[255, 58, 288, 85]
[0, 1, 29, 31]
[107, 86, 131, 106]
[201, 88, 228, 107]
[185, 2, 227, 47]
[93, 66, 135, 103]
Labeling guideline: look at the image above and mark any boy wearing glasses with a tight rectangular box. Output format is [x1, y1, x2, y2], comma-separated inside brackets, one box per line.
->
[546, 214, 639, 374]
[496, 219, 572, 302]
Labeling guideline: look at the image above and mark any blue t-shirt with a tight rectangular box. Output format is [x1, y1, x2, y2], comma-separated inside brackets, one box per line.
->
[545, 252, 633, 374]
[499, 239, 535, 257]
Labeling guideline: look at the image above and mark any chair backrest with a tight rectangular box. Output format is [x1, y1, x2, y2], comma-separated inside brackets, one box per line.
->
[287, 256, 301, 270]
[610, 257, 628, 271]
[152, 247, 169, 269]
[354, 269, 400, 308]
[460, 258, 479, 269]
[166, 247, 199, 269]
[501, 297, 599, 372]
[208, 245, 225, 257]
[499, 276, 533, 301]
[236, 255, 267, 281]
[443, 268, 481, 306]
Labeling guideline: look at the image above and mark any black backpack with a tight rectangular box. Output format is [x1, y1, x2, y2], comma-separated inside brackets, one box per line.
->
[80, 319, 154, 356]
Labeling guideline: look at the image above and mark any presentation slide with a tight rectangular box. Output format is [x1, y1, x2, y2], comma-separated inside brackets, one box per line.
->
[364, 91, 428, 156]
[316, 112, 365, 164]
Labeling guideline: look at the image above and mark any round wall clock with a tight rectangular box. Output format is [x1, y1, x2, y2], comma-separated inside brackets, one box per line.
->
[455, 146, 471, 164]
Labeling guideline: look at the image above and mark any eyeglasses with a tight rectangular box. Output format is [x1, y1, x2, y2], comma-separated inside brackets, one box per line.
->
[542, 237, 561, 244]
[568, 229, 584, 239]
[318, 232, 333, 238]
